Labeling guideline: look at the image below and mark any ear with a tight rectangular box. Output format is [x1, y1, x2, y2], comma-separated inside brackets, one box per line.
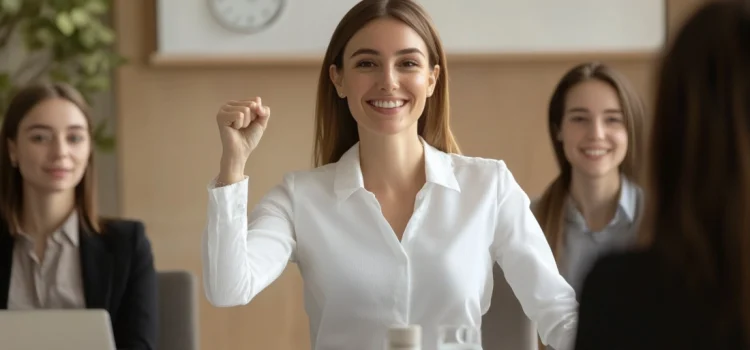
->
[427, 64, 440, 97]
[7, 139, 17, 167]
[329, 64, 345, 98]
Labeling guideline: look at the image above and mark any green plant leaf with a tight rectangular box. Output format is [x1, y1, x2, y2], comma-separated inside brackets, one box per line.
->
[81, 74, 108, 91]
[22, 18, 52, 50]
[97, 26, 115, 44]
[80, 52, 104, 74]
[0, 73, 11, 91]
[1, 0, 22, 15]
[48, 65, 69, 82]
[0, 76, 16, 120]
[35, 27, 55, 46]
[69, 8, 90, 27]
[84, 1, 107, 15]
[55, 12, 75, 36]
[92, 118, 116, 153]
[94, 135, 116, 153]
[79, 26, 98, 48]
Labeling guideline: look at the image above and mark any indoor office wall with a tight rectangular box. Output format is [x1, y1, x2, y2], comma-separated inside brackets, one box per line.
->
[112, 1, 704, 349]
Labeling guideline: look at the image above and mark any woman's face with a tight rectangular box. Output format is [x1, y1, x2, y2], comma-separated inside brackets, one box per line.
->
[330, 17, 440, 138]
[8, 98, 91, 194]
[558, 79, 629, 179]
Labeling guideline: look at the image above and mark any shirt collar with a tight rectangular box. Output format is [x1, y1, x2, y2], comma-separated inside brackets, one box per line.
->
[60, 212, 80, 246]
[17, 211, 79, 246]
[334, 137, 460, 201]
[565, 176, 639, 224]
[618, 176, 639, 222]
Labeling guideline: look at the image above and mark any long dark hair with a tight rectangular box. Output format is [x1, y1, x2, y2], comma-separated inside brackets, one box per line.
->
[639, 0, 750, 342]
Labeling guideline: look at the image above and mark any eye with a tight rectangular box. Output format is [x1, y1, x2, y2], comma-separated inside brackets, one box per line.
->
[29, 134, 50, 143]
[569, 115, 587, 122]
[606, 116, 624, 123]
[68, 134, 86, 143]
[355, 60, 376, 68]
[401, 60, 420, 68]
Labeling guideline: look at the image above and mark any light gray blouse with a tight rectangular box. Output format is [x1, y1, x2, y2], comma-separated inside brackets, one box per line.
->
[564, 178, 643, 297]
[537, 177, 644, 298]
[536, 177, 643, 350]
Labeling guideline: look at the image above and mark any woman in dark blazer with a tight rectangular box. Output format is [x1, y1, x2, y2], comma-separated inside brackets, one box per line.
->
[574, 1, 750, 349]
[0, 82, 158, 349]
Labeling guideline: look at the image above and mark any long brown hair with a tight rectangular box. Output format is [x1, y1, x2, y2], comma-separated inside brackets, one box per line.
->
[0, 82, 101, 234]
[534, 62, 646, 265]
[639, 0, 750, 340]
[313, 0, 460, 167]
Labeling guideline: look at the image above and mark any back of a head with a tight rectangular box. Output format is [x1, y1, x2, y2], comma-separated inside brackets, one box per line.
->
[643, 0, 750, 340]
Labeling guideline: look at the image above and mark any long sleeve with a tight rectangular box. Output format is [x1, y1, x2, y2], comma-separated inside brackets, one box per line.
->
[202, 174, 297, 307]
[491, 161, 578, 350]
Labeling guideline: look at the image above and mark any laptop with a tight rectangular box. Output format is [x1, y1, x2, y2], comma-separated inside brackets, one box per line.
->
[0, 309, 116, 350]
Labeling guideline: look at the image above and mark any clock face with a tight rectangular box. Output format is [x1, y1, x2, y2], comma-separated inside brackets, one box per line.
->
[207, 0, 286, 34]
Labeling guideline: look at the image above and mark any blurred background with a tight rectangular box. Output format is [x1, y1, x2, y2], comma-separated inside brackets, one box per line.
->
[0, 0, 709, 349]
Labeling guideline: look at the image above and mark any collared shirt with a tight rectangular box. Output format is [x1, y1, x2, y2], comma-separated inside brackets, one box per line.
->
[561, 177, 643, 297]
[202, 139, 579, 350]
[8, 212, 86, 310]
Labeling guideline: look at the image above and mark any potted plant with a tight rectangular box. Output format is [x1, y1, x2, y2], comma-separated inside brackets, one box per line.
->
[0, 0, 124, 152]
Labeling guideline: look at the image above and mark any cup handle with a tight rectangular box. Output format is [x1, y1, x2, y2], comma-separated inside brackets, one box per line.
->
[454, 326, 471, 344]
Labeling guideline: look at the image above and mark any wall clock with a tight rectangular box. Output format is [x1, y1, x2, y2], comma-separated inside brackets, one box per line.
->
[207, 0, 286, 34]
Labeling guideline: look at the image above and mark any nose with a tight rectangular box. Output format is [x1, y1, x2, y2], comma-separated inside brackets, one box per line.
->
[589, 118, 607, 139]
[50, 136, 68, 158]
[378, 66, 399, 92]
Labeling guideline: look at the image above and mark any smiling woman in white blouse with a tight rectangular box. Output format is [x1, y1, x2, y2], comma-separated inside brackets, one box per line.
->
[201, 1, 578, 349]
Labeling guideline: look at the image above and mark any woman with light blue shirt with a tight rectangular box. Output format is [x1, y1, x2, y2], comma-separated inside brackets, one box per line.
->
[201, 1, 579, 349]
[533, 62, 646, 298]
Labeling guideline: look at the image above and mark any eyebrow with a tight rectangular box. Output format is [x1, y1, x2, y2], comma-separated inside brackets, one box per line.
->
[350, 47, 425, 58]
[566, 107, 623, 114]
[25, 124, 87, 131]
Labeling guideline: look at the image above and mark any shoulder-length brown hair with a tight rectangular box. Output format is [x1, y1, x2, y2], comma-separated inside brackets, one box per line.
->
[0, 82, 101, 234]
[313, 0, 460, 167]
[533, 62, 646, 264]
[639, 0, 750, 340]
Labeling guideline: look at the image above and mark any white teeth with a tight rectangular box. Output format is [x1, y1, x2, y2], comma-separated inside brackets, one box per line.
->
[583, 149, 608, 156]
[370, 100, 405, 108]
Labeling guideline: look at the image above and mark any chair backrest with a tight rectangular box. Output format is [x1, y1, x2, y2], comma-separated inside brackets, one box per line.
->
[482, 264, 538, 350]
[158, 270, 199, 350]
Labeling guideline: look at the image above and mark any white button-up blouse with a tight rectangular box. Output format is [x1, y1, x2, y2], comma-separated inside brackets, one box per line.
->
[202, 139, 578, 350]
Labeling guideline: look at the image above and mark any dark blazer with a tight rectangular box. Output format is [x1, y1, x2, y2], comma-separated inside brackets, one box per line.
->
[0, 219, 158, 350]
[574, 248, 746, 350]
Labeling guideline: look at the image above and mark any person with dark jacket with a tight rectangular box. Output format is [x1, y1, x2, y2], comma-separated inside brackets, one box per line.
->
[0, 82, 158, 349]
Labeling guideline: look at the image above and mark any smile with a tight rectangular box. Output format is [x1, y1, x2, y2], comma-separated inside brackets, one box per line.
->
[581, 148, 611, 157]
[367, 100, 407, 109]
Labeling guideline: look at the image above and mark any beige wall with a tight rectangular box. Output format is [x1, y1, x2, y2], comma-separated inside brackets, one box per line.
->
[112, 1, 703, 349]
